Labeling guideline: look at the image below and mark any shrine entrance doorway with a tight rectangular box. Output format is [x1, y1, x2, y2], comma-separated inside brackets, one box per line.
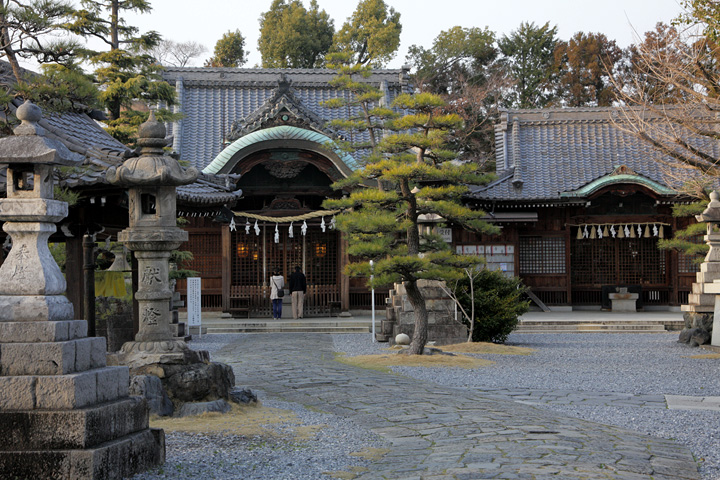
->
[229, 219, 340, 317]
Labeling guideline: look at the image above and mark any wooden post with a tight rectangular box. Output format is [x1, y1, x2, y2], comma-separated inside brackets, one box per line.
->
[83, 234, 96, 337]
[65, 236, 84, 319]
[340, 231, 350, 312]
[222, 224, 231, 311]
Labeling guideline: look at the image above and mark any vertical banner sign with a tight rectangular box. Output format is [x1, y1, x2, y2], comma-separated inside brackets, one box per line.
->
[187, 277, 202, 334]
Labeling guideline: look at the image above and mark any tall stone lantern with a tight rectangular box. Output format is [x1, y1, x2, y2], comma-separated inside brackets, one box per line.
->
[697, 191, 720, 346]
[0, 102, 164, 478]
[107, 111, 199, 365]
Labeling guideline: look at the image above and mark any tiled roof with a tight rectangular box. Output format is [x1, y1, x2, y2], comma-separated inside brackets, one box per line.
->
[0, 100, 241, 208]
[471, 107, 719, 203]
[163, 67, 411, 171]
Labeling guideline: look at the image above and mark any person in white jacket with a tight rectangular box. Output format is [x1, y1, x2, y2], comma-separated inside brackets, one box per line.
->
[270, 269, 285, 319]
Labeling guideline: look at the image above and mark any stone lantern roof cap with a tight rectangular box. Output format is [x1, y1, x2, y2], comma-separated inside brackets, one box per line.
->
[697, 190, 720, 223]
[0, 100, 84, 166]
[106, 110, 199, 187]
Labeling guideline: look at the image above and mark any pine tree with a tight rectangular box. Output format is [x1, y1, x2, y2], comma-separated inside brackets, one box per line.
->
[323, 92, 497, 355]
[70, 0, 176, 136]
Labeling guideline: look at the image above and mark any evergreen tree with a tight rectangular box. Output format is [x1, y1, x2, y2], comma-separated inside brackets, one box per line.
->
[0, 0, 81, 83]
[323, 92, 497, 355]
[205, 30, 246, 67]
[322, 52, 397, 157]
[553, 31, 623, 106]
[406, 26, 497, 95]
[330, 0, 401, 67]
[71, 0, 175, 123]
[258, 0, 334, 68]
[498, 21, 558, 108]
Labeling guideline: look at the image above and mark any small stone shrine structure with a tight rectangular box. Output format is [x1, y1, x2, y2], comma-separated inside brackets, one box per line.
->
[0, 101, 164, 479]
[108, 112, 235, 414]
[608, 287, 638, 312]
[378, 280, 466, 345]
[695, 191, 720, 346]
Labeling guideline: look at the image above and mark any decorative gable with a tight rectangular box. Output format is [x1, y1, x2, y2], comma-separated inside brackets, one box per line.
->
[226, 74, 328, 141]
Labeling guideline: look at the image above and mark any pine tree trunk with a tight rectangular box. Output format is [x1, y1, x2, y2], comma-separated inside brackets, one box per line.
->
[405, 279, 428, 355]
[0, 11, 23, 84]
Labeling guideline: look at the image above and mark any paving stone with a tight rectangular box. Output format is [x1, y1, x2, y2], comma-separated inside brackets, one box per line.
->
[214, 334, 701, 480]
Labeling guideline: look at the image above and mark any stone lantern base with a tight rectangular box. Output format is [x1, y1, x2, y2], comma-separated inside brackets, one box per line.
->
[0, 318, 165, 479]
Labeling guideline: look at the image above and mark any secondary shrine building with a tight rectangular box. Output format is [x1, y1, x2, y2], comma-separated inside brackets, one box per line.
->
[163, 67, 704, 314]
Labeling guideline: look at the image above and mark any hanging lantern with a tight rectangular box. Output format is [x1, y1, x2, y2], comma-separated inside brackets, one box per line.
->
[618, 225, 626, 238]
[590, 226, 597, 239]
[314, 242, 327, 257]
[236, 243, 249, 258]
[644, 225, 651, 238]
[576, 226, 583, 240]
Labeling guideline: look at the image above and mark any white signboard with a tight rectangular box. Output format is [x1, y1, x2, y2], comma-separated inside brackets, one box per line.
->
[187, 277, 202, 328]
[437, 227, 452, 243]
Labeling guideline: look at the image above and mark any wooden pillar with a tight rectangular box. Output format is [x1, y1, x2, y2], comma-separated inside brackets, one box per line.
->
[565, 208, 573, 305]
[83, 234, 96, 336]
[65, 236, 84, 319]
[340, 231, 350, 312]
[222, 224, 231, 311]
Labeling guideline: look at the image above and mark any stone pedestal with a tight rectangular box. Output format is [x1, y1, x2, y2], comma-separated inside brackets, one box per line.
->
[0, 102, 164, 479]
[609, 289, 638, 312]
[379, 280, 466, 345]
[702, 280, 720, 346]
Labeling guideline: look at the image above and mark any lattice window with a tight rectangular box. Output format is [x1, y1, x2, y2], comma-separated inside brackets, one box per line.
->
[519, 236, 566, 274]
[571, 237, 666, 286]
[231, 223, 338, 287]
[185, 232, 222, 277]
[306, 228, 337, 285]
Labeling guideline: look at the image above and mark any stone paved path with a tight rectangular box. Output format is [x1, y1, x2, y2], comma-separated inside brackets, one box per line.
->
[215, 333, 700, 480]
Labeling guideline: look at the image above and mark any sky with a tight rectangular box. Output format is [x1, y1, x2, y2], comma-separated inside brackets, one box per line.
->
[120, 0, 687, 68]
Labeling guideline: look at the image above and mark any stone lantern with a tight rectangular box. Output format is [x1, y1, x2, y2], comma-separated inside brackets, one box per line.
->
[0, 101, 82, 320]
[107, 111, 199, 365]
[0, 101, 164, 478]
[697, 190, 720, 346]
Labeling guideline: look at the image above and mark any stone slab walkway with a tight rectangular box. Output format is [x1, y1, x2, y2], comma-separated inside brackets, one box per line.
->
[215, 333, 700, 480]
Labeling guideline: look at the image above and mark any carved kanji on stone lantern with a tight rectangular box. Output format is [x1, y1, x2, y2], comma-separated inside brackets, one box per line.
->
[108, 111, 199, 365]
[0, 101, 164, 479]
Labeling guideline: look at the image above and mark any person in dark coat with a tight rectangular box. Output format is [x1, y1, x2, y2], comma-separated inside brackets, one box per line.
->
[289, 266, 307, 319]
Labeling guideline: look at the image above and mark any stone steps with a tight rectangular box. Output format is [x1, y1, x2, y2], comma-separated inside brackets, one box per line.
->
[202, 319, 372, 334]
[516, 319, 682, 334]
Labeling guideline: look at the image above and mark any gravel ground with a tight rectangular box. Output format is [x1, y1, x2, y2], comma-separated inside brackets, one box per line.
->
[132, 332, 720, 480]
[131, 334, 386, 480]
[333, 332, 720, 480]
